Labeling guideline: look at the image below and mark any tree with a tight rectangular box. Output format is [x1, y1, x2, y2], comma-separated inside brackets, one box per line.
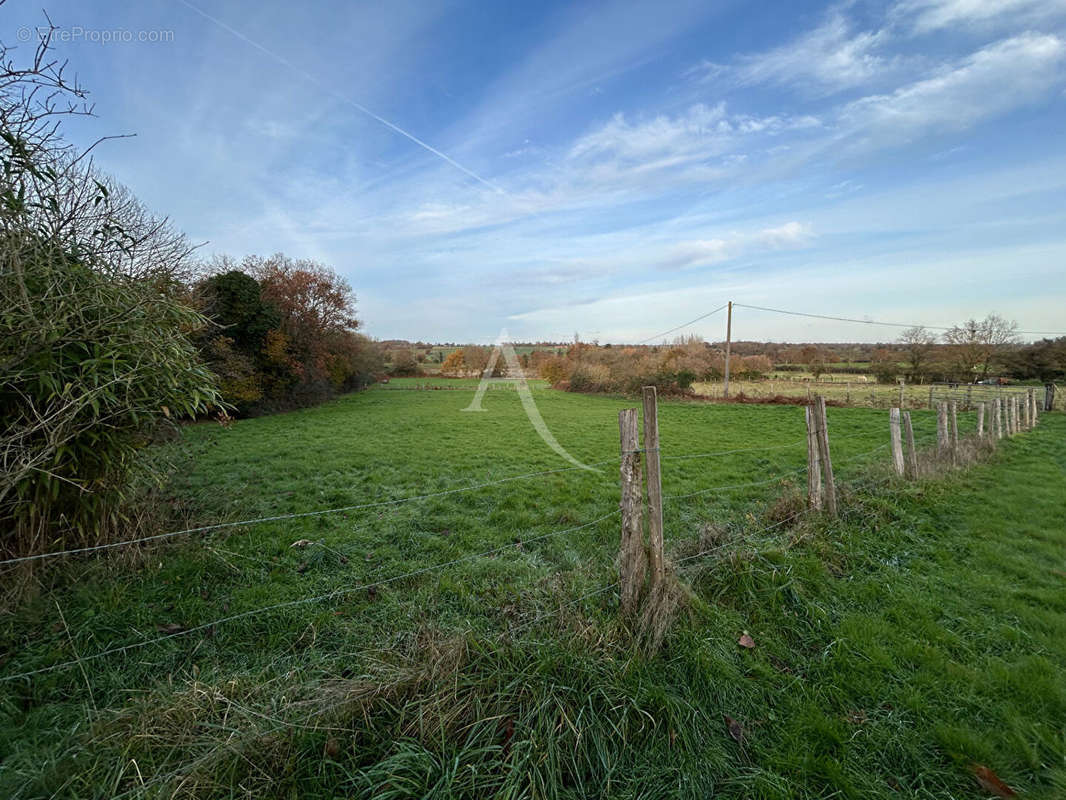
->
[898, 326, 936, 382]
[440, 349, 465, 376]
[1005, 337, 1066, 381]
[388, 348, 418, 376]
[870, 348, 899, 383]
[943, 314, 1018, 381]
[198, 269, 280, 355]
[248, 253, 363, 404]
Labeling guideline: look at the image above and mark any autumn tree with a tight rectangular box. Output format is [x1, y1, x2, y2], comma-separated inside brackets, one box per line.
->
[440, 349, 465, 376]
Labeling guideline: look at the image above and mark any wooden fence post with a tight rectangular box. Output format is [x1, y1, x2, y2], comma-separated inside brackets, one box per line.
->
[805, 405, 822, 510]
[965, 384, 972, 411]
[977, 402, 985, 438]
[949, 401, 959, 464]
[617, 408, 645, 615]
[814, 396, 837, 517]
[903, 411, 919, 479]
[642, 386, 665, 590]
[1020, 392, 1029, 430]
[937, 401, 948, 458]
[1032, 388, 1040, 426]
[1046, 384, 1056, 413]
[1008, 396, 1017, 435]
[928, 386, 934, 410]
[889, 407, 905, 476]
[898, 380, 905, 409]
[995, 397, 1004, 439]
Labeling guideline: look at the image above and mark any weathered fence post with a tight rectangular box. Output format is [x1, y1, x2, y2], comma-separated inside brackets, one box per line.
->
[617, 408, 645, 615]
[898, 380, 905, 409]
[889, 407, 905, 477]
[995, 397, 1004, 439]
[642, 386, 665, 590]
[937, 402, 948, 458]
[1046, 383, 1056, 412]
[1008, 396, 1017, 435]
[965, 384, 972, 411]
[903, 411, 919, 479]
[814, 396, 837, 517]
[805, 405, 822, 510]
[1021, 392, 1030, 430]
[949, 401, 959, 464]
[1032, 388, 1040, 426]
[977, 402, 985, 438]
[928, 386, 934, 410]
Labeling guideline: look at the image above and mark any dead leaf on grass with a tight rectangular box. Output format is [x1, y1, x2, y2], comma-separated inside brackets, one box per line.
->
[970, 764, 1017, 798]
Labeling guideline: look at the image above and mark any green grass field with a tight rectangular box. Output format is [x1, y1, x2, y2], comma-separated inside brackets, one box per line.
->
[1, 382, 1063, 798]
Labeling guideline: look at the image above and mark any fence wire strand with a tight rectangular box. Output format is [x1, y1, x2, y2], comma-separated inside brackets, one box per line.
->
[0, 509, 620, 683]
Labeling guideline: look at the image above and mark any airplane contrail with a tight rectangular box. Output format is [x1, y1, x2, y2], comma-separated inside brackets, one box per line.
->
[176, 0, 505, 195]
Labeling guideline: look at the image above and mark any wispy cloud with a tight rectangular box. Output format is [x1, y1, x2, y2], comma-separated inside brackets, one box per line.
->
[839, 33, 1066, 147]
[689, 13, 905, 94]
[658, 221, 815, 270]
[893, 0, 1066, 34]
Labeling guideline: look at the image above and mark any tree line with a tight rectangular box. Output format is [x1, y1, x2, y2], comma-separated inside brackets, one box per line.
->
[872, 317, 1065, 384]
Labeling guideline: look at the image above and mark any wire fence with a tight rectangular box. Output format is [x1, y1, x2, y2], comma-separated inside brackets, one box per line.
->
[0, 378, 1047, 800]
[0, 397, 987, 686]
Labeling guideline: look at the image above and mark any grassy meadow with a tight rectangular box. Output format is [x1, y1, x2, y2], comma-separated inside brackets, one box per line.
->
[1, 380, 1064, 798]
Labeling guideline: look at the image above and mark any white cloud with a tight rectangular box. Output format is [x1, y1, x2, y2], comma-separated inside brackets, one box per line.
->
[659, 221, 814, 269]
[700, 14, 900, 93]
[840, 33, 1066, 145]
[894, 0, 1066, 34]
[568, 103, 819, 167]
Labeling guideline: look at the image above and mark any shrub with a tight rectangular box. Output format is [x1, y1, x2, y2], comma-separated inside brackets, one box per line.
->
[1, 242, 219, 556]
[0, 35, 220, 559]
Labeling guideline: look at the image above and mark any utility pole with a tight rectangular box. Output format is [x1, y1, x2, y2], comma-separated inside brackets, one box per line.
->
[723, 300, 733, 398]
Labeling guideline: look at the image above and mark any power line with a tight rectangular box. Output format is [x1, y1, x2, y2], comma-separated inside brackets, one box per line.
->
[733, 303, 1066, 337]
[634, 303, 728, 345]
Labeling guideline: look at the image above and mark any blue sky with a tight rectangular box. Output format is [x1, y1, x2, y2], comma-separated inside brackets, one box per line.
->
[8, 0, 1066, 343]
